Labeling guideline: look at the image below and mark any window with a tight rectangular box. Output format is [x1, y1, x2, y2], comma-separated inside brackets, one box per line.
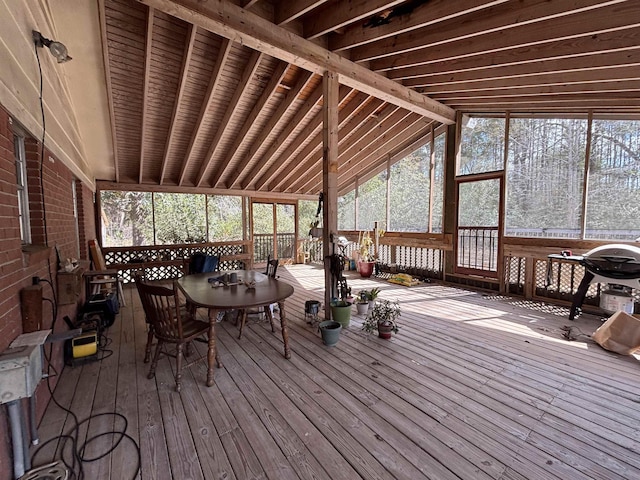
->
[357, 172, 387, 231]
[338, 191, 355, 230]
[14, 134, 31, 244]
[389, 146, 430, 232]
[458, 116, 505, 176]
[505, 118, 587, 239]
[207, 195, 242, 241]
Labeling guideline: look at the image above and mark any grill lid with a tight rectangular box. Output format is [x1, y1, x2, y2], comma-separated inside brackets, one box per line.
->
[583, 243, 640, 279]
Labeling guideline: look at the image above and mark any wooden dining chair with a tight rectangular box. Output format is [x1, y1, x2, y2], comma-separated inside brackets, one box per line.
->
[237, 256, 280, 339]
[86, 239, 126, 307]
[135, 278, 220, 392]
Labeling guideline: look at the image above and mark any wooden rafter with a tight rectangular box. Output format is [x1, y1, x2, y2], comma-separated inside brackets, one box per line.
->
[296, 111, 420, 194]
[177, 37, 233, 186]
[351, 0, 627, 63]
[159, 24, 196, 185]
[255, 91, 371, 191]
[197, 50, 265, 187]
[371, 2, 640, 72]
[237, 82, 336, 189]
[137, 0, 456, 124]
[402, 49, 640, 88]
[275, 0, 328, 25]
[211, 61, 289, 187]
[303, 0, 404, 39]
[139, 7, 154, 183]
[329, 0, 509, 52]
[225, 71, 317, 188]
[275, 100, 394, 193]
[98, 0, 120, 182]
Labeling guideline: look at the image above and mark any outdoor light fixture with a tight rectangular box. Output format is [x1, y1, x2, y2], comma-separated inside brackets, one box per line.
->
[32, 30, 72, 63]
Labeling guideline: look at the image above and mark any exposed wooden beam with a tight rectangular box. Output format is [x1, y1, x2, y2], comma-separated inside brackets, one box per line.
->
[159, 24, 196, 185]
[277, 101, 396, 193]
[212, 61, 289, 185]
[329, 0, 508, 51]
[198, 50, 265, 187]
[137, 0, 456, 124]
[322, 70, 339, 316]
[332, 119, 431, 195]
[96, 180, 316, 200]
[371, 2, 640, 72]
[351, 0, 627, 63]
[301, 113, 424, 194]
[304, 0, 403, 39]
[275, 0, 328, 25]
[237, 81, 336, 189]
[338, 123, 433, 195]
[291, 106, 409, 193]
[402, 49, 640, 88]
[388, 27, 640, 80]
[177, 38, 232, 185]
[256, 91, 371, 191]
[98, 0, 120, 182]
[226, 71, 317, 188]
[139, 7, 154, 184]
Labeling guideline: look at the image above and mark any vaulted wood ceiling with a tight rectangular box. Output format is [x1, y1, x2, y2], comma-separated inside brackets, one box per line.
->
[99, 0, 640, 195]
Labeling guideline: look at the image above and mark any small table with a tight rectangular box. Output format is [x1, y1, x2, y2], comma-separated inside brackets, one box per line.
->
[176, 271, 294, 386]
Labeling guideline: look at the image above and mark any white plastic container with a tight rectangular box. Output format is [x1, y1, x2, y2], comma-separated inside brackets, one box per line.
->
[600, 289, 635, 314]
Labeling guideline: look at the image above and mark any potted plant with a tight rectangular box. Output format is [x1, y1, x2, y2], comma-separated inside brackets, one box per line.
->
[356, 231, 375, 277]
[366, 287, 380, 311]
[355, 290, 369, 315]
[362, 299, 401, 339]
[330, 299, 352, 328]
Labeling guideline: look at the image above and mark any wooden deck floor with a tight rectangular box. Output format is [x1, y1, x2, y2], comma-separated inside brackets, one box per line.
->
[33, 265, 640, 480]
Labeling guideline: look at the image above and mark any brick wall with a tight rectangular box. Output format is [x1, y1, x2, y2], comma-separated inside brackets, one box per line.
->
[0, 105, 96, 479]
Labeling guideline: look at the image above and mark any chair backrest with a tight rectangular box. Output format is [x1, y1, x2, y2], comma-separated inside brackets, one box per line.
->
[88, 239, 107, 271]
[187, 252, 219, 274]
[265, 256, 279, 278]
[135, 277, 186, 341]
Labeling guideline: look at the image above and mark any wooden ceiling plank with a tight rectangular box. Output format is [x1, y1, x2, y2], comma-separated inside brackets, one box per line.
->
[177, 37, 233, 186]
[159, 24, 196, 184]
[273, 98, 389, 192]
[198, 50, 265, 187]
[338, 123, 432, 195]
[372, 2, 640, 72]
[136, 0, 455, 124]
[299, 114, 426, 194]
[389, 28, 640, 80]
[225, 71, 317, 188]
[289, 106, 410, 193]
[139, 7, 155, 184]
[213, 60, 289, 183]
[99, 0, 121, 182]
[256, 91, 370, 191]
[236, 81, 336, 190]
[303, 0, 404, 39]
[403, 49, 640, 88]
[352, 0, 627, 63]
[275, 0, 328, 25]
[330, 0, 508, 52]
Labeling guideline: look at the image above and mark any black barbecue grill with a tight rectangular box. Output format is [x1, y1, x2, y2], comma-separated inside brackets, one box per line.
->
[548, 244, 640, 320]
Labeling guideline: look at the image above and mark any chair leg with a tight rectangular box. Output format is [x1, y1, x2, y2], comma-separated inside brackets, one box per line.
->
[175, 343, 184, 393]
[144, 326, 154, 363]
[147, 340, 163, 379]
[117, 279, 126, 307]
[264, 305, 276, 333]
[238, 310, 248, 339]
[206, 324, 222, 387]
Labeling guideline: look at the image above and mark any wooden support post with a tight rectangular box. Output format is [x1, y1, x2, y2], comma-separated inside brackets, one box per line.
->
[442, 119, 459, 279]
[323, 70, 339, 319]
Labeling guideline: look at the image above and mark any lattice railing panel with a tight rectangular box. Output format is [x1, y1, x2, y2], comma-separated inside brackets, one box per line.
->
[504, 256, 525, 294]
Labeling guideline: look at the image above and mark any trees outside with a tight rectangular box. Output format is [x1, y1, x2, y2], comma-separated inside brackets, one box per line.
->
[207, 195, 242, 241]
[357, 172, 387, 230]
[101, 190, 153, 247]
[459, 116, 505, 176]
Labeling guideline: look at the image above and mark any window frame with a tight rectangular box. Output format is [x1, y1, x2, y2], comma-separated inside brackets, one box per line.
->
[14, 133, 31, 245]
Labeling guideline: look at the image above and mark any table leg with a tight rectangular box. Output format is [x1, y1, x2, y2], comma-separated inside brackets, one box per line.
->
[278, 300, 291, 359]
[206, 309, 223, 387]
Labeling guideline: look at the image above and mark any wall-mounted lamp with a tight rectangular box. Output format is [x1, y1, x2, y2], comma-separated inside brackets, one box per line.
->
[32, 30, 72, 63]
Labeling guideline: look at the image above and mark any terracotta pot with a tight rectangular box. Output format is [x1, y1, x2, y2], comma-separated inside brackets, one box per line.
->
[378, 322, 394, 339]
[358, 261, 375, 278]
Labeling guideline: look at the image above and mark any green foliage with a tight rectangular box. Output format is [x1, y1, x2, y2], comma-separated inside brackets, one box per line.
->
[362, 299, 401, 335]
[208, 195, 243, 241]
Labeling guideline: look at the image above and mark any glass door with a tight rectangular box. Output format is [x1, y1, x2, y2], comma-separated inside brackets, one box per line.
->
[252, 201, 297, 264]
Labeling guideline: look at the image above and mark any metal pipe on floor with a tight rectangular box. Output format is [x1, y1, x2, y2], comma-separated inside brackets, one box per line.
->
[29, 395, 39, 445]
[7, 399, 26, 479]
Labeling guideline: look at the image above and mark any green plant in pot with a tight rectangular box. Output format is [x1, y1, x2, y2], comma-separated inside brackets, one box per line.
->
[355, 290, 369, 315]
[362, 299, 401, 339]
[366, 287, 380, 310]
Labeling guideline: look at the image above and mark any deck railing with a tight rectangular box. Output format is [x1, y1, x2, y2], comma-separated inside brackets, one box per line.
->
[253, 233, 296, 263]
[102, 241, 251, 282]
[457, 226, 498, 274]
